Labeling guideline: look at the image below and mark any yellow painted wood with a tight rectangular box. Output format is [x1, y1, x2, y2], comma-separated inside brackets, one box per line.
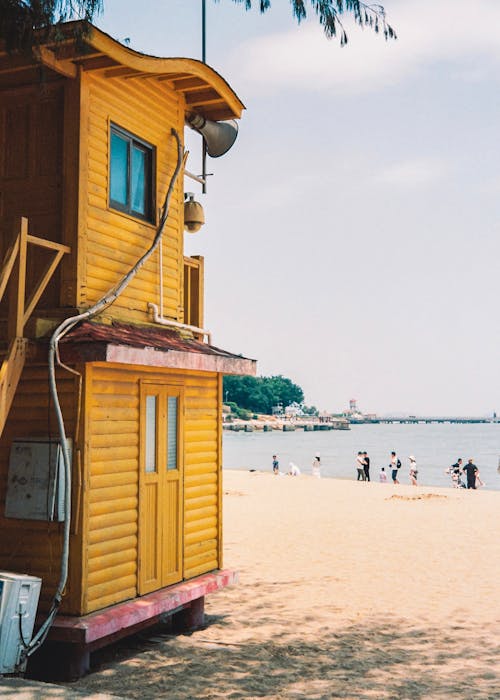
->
[88, 549, 137, 574]
[8, 217, 28, 338]
[88, 484, 137, 503]
[80, 69, 185, 324]
[185, 539, 217, 557]
[138, 381, 184, 593]
[184, 484, 218, 500]
[88, 522, 138, 545]
[0, 338, 27, 437]
[88, 509, 137, 532]
[184, 559, 218, 580]
[89, 535, 137, 558]
[89, 497, 137, 518]
[88, 562, 136, 587]
[185, 527, 218, 546]
[185, 494, 217, 511]
[86, 587, 137, 614]
[87, 575, 136, 603]
[0, 236, 20, 301]
[217, 373, 223, 568]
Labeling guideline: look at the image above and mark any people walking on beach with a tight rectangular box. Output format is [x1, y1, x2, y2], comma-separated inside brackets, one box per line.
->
[312, 453, 321, 478]
[379, 466, 388, 483]
[288, 462, 301, 477]
[463, 459, 478, 489]
[390, 451, 401, 484]
[356, 452, 366, 481]
[272, 454, 279, 475]
[363, 451, 370, 481]
[445, 459, 464, 488]
[409, 456, 418, 486]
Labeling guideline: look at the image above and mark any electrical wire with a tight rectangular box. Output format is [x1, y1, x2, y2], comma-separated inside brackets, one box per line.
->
[21, 128, 183, 661]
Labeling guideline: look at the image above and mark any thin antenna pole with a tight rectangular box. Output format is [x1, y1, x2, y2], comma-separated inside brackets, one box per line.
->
[202, 0, 206, 63]
[201, 0, 207, 192]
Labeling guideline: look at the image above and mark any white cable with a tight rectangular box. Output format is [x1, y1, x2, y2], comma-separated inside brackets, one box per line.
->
[23, 128, 183, 659]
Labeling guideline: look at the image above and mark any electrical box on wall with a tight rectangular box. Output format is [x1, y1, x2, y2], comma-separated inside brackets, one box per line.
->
[0, 571, 42, 674]
[4, 438, 71, 522]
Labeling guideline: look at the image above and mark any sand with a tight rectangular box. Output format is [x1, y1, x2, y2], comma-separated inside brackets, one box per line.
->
[64, 471, 500, 699]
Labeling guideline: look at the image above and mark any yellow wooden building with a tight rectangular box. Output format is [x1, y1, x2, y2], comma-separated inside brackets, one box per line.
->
[0, 21, 254, 672]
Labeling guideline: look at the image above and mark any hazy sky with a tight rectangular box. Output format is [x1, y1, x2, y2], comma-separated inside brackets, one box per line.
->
[97, 1, 499, 415]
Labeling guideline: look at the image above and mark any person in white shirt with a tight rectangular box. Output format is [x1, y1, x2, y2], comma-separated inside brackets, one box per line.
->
[379, 467, 388, 483]
[356, 451, 366, 481]
[390, 451, 400, 484]
[288, 462, 300, 477]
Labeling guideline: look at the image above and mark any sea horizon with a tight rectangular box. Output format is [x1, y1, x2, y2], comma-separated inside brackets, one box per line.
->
[223, 422, 500, 491]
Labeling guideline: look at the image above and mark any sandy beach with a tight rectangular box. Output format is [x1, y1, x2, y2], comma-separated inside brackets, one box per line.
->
[65, 470, 500, 699]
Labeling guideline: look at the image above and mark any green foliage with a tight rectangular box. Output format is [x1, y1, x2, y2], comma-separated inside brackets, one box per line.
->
[223, 374, 304, 415]
[0, 1, 103, 51]
[1, 1, 394, 54]
[302, 405, 318, 416]
[224, 0, 396, 45]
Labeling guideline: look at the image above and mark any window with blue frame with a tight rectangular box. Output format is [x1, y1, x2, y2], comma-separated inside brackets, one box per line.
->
[109, 125, 154, 222]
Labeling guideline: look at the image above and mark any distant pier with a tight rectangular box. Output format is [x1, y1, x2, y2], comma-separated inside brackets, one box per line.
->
[349, 416, 499, 425]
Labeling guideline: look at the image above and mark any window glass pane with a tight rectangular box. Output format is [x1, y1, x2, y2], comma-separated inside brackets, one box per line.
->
[145, 395, 157, 473]
[167, 396, 178, 471]
[110, 132, 128, 206]
[131, 145, 146, 215]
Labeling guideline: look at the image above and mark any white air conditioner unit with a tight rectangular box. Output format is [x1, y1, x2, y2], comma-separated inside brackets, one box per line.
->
[0, 571, 42, 674]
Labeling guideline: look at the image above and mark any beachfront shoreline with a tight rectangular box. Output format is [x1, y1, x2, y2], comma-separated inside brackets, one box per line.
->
[66, 468, 500, 699]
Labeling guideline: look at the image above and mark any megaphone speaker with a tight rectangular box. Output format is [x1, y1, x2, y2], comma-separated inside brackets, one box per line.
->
[186, 113, 238, 158]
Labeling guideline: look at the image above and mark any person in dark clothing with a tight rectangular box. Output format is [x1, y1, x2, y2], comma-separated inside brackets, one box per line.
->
[363, 451, 370, 481]
[463, 459, 478, 489]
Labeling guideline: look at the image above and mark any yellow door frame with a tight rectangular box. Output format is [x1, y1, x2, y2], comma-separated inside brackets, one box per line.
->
[138, 379, 184, 594]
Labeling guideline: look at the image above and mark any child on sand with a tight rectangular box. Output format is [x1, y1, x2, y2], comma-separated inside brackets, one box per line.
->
[379, 467, 388, 483]
[272, 455, 279, 475]
[288, 462, 301, 477]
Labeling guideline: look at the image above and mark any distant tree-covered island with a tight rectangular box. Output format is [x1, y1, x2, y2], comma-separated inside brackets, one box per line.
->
[223, 374, 317, 417]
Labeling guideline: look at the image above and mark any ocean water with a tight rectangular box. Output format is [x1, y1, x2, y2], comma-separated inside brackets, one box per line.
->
[223, 422, 500, 490]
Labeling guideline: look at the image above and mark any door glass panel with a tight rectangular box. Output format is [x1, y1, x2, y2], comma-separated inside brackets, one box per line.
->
[145, 395, 157, 472]
[110, 132, 129, 206]
[167, 396, 178, 471]
[131, 145, 146, 215]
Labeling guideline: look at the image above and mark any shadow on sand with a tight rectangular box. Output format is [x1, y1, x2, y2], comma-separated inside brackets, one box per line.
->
[57, 613, 499, 700]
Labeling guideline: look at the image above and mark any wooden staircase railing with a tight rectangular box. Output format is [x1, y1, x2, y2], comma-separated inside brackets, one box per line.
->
[0, 217, 70, 438]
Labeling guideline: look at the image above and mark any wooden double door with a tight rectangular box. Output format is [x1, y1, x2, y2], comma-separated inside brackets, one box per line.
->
[138, 382, 183, 594]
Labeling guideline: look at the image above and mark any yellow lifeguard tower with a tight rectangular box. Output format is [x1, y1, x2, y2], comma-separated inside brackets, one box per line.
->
[0, 22, 254, 677]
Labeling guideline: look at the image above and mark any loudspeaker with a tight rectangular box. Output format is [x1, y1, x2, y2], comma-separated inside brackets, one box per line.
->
[186, 113, 238, 157]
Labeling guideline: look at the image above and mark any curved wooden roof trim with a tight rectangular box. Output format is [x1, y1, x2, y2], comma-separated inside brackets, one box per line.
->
[84, 25, 244, 120]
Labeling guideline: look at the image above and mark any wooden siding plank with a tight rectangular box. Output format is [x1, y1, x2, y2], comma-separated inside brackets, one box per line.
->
[89, 497, 137, 517]
[88, 522, 137, 545]
[87, 548, 136, 573]
[88, 535, 137, 558]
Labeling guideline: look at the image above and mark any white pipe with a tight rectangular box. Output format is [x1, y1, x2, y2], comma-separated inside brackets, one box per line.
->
[159, 237, 164, 318]
[148, 302, 212, 345]
[184, 169, 206, 185]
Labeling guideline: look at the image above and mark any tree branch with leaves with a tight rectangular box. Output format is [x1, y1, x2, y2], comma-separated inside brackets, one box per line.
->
[1, 0, 394, 52]
[222, 0, 396, 45]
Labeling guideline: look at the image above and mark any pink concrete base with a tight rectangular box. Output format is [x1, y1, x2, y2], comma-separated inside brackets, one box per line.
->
[44, 569, 238, 645]
[29, 570, 238, 680]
